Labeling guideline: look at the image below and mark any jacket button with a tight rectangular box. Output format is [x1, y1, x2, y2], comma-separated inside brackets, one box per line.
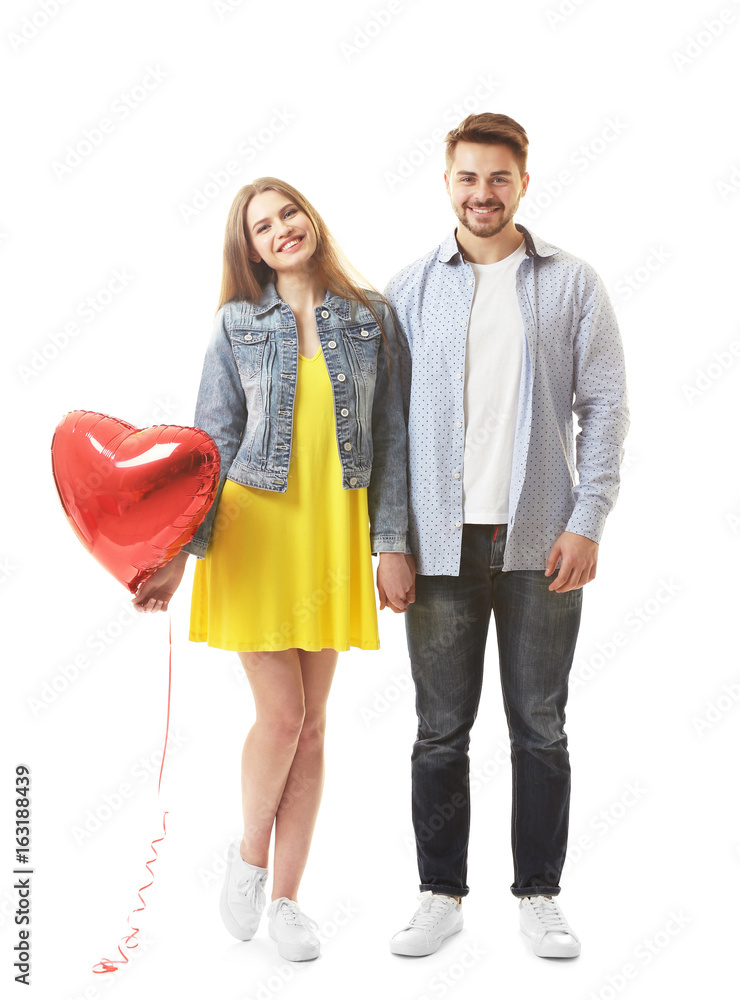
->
[337, 373, 346, 381]
[244, 333, 252, 341]
[360, 329, 368, 337]
[350, 477, 357, 485]
[328, 340, 336, 348]
[341, 408, 349, 416]
[343, 442, 352, 451]
[321, 309, 330, 318]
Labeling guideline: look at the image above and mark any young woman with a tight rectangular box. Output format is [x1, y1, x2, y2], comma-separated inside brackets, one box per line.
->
[131, 178, 416, 962]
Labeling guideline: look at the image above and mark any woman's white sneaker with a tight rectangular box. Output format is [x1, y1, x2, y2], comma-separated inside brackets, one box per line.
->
[519, 895, 581, 957]
[267, 897, 321, 961]
[390, 891, 464, 956]
[219, 840, 269, 940]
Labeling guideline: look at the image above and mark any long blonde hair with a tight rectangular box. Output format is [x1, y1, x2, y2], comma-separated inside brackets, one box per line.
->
[215, 177, 399, 400]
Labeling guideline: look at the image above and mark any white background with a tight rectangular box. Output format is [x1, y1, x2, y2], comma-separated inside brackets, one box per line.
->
[3, 0, 739, 997]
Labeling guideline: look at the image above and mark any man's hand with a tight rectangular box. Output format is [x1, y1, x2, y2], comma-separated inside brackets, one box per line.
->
[377, 552, 416, 612]
[545, 531, 598, 592]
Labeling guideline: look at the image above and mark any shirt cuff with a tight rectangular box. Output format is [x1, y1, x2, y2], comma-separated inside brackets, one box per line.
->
[564, 502, 607, 544]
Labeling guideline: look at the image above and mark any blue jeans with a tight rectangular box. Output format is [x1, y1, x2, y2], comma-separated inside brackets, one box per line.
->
[404, 522, 583, 898]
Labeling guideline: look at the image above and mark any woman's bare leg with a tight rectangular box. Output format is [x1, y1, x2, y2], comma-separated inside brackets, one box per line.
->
[236, 649, 306, 869]
[272, 647, 338, 901]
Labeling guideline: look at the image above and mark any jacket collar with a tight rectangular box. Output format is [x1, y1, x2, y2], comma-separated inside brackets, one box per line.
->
[252, 280, 352, 319]
[436, 222, 559, 263]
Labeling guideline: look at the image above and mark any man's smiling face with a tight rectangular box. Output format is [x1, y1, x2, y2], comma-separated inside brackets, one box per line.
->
[445, 141, 529, 239]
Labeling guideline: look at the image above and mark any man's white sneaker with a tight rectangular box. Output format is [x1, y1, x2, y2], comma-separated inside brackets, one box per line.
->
[519, 895, 581, 957]
[219, 840, 269, 940]
[390, 891, 464, 956]
[267, 897, 321, 961]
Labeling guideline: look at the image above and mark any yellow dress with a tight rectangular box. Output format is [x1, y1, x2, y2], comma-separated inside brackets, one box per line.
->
[188, 347, 380, 652]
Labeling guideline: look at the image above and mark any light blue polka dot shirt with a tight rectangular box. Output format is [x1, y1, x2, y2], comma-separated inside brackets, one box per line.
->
[383, 222, 630, 574]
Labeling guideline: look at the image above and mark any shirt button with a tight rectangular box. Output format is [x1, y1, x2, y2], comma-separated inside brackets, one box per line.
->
[468, 279, 474, 285]
[340, 407, 349, 416]
[321, 309, 330, 318]
[460, 320, 466, 327]
[455, 521, 461, 527]
[343, 442, 352, 451]
[328, 340, 337, 348]
[337, 372, 346, 381]
[454, 472, 460, 479]
[456, 421, 462, 427]
[349, 476, 357, 485]
[456, 373, 462, 379]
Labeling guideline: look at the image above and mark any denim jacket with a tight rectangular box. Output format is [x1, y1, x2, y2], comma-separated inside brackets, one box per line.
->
[181, 281, 411, 559]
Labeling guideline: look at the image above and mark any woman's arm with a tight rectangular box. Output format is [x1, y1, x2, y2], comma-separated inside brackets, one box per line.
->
[181, 305, 248, 558]
[367, 298, 412, 558]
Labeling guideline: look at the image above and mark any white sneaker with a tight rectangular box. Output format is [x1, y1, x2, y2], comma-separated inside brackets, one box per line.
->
[390, 891, 464, 956]
[519, 895, 581, 957]
[219, 840, 269, 940]
[267, 896, 321, 961]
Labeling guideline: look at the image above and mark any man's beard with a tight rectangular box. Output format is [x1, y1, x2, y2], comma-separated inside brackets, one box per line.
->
[456, 198, 518, 238]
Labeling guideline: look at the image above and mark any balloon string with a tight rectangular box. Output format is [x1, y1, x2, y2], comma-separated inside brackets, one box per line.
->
[92, 612, 173, 974]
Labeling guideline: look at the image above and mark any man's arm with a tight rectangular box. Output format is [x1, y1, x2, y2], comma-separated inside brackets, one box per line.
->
[565, 268, 630, 544]
[547, 268, 629, 592]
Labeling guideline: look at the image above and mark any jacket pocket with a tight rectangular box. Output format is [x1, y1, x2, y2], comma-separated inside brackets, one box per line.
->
[345, 321, 382, 376]
[232, 329, 270, 379]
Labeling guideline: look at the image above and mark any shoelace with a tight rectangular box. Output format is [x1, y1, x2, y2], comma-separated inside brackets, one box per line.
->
[275, 899, 319, 933]
[235, 869, 267, 911]
[526, 896, 571, 933]
[407, 892, 455, 931]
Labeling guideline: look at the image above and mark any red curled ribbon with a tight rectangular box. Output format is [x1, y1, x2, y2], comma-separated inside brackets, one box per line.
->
[92, 613, 173, 974]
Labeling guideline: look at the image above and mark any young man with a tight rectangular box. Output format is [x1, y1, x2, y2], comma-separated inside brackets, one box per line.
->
[383, 113, 629, 959]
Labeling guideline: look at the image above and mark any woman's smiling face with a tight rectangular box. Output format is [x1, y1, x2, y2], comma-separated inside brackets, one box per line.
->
[245, 189, 318, 272]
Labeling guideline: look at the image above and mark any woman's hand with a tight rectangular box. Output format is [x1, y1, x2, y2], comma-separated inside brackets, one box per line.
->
[132, 550, 189, 613]
[377, 552, 416, 613]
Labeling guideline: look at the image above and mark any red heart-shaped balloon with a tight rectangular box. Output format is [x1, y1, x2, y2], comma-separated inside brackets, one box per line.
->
[51, 410, 220, 594]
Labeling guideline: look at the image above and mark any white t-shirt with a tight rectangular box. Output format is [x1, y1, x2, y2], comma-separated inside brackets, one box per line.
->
[462, 237, 528, 524]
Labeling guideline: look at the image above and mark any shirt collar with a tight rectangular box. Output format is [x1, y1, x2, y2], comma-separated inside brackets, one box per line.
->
[252, 280, 351, 319]
[436, 222, 559, 263]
